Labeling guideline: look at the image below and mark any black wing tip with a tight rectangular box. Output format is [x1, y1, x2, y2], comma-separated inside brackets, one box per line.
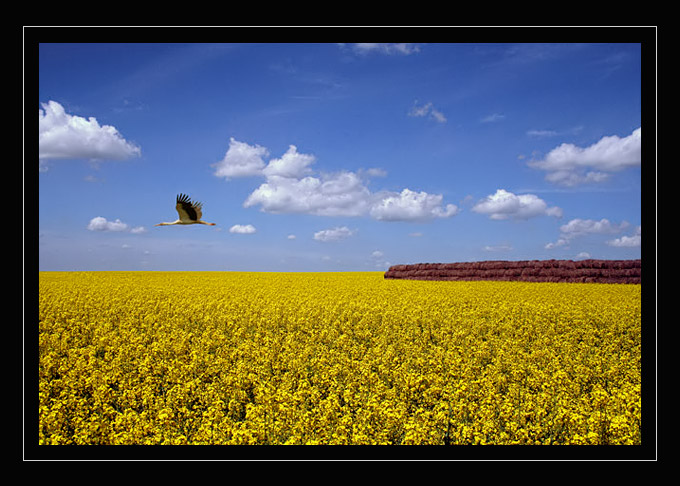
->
[177, 193, 205, 212]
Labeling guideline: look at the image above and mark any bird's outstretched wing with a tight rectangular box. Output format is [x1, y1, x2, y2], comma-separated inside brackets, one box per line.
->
[176, 193, 202, 222]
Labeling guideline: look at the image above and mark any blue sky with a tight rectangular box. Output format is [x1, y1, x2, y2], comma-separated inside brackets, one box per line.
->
[38, 42, 642, 271]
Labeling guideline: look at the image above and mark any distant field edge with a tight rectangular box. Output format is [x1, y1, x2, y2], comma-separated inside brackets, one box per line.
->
[384, 259, 641, 284]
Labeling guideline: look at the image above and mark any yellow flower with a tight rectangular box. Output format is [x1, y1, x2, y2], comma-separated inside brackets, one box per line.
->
[39, 272, 641, 445]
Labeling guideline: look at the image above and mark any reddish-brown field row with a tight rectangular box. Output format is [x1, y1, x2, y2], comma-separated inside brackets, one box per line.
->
[384, 259, 641, 284]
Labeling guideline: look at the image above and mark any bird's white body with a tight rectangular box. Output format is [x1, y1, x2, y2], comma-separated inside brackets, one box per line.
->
[155, 194, 216, 226]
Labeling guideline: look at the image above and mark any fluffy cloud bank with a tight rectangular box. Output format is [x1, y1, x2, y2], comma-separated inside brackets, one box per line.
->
[545, 218, 631, 249]
[472, 189, 562, 220]
[214, 139, 459, 223]
[39, 101, 141, 170]
[245, 171, 372, 217]
[528, 127, 641, 186]
[607, 225, 641, 247]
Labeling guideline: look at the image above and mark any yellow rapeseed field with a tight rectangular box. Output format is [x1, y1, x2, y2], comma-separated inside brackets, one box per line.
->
[38, 271, 641, 445]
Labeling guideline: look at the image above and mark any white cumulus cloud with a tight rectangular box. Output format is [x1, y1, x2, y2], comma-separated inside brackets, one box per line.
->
[245, 171, 372, 217]
[528, 127, 641, 186]
[545, 218, 630, 249]
[87, 216, 130, 232]
[229, 224, 257, 234]
[212, 137, 269, 179]
[472, 189, 562, 220]
[222, 139, 458, 223]
[39, 101, 140, 169]
[559, 218, 629, 237]
[370, 189, 459, 222]
[607, 225, 641, 247]
[87, 217, 146, 233]
[262, 145, 316, 178]
[313, 226, 356, 242]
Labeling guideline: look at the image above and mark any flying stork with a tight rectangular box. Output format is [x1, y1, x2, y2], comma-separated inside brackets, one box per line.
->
[155, 193, 216, 226]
